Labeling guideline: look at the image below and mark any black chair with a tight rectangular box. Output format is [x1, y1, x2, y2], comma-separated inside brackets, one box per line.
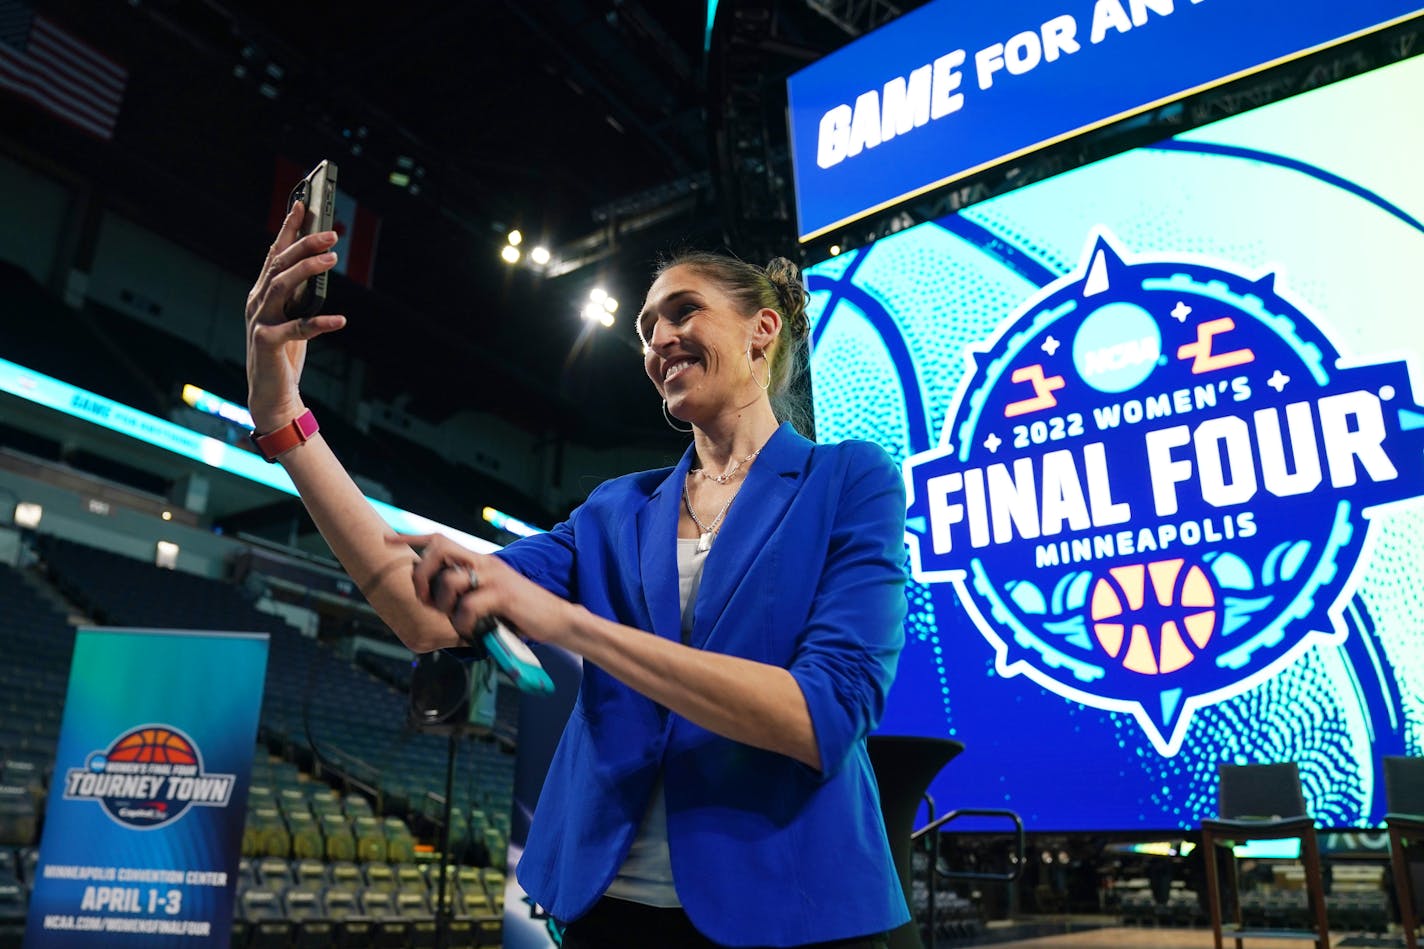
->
[868, 735, 965, 949]
[1200, 762, 1329, 949]
[1385, 756, 1424, 949]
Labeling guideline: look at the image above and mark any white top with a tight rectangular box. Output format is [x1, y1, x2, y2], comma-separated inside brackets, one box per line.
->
[603, 536, 709, 907]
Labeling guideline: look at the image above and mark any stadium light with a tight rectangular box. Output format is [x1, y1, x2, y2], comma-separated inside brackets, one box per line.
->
[530, 246, 551, 265]
[507, 229, 523, 247]
[155, 541, 179, 569]
[501, 245, 521, 264]
[581, 288, 617, 328]
[13, 502, 41, 529]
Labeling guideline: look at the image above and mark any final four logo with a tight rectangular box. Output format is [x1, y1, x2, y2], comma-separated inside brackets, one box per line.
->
[904, 230, 1424, 755]
[63, 725, 234, 829]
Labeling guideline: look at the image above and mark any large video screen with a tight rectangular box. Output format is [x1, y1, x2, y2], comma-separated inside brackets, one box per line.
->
[808, 54, 1424, 831]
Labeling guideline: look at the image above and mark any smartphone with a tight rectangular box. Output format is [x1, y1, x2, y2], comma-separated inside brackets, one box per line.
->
[485, 622, 555, 694]
[284, 159, 338, 320]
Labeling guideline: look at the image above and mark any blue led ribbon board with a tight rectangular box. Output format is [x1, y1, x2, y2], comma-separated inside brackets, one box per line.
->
[788, 0, 1424, 240]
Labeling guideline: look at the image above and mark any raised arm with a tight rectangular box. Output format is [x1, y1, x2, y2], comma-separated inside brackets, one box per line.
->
[245, 201, 462, 652]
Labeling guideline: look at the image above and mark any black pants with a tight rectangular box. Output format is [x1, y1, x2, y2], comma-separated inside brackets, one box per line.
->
[560, 897, 891, 949]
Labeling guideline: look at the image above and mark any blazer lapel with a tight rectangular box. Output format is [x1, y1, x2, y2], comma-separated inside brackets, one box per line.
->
[637, 442, 696, 642]
[690, 423, 811, 648]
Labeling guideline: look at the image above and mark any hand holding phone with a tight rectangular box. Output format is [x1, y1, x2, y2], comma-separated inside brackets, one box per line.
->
[285, 160, 338, 320]
[429, 564, 556, 695]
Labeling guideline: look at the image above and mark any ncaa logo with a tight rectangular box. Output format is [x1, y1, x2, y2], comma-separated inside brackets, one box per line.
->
[903, 229, 1424, 755]
[63, 724, 234, 829]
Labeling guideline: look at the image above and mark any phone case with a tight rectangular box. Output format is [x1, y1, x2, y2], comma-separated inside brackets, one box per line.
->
[284, 160, 339, 320]
[484, 622, 555, 694]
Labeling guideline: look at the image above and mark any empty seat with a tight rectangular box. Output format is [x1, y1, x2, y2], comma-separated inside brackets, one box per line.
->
[360, 888, 408, 948]
[322, 814, 357, 862]
[354, 816, 387, 863]
[396, 864, 428, 894]
[287, 810, 324, 861]
[1201, 762, 1329, 949]
[1386, 756, 1424, 949]
[292, 858, 328, 889]
[0, 787, 37, 847]
[240, 888, 293, 949]
[284, 886, 335, 948]
[328, 860, 363, 891]
[323, 885, 374, 949]
[0, 879, 26, 924]
[256, 856, 294, 890]
[363, 862, 398, 893]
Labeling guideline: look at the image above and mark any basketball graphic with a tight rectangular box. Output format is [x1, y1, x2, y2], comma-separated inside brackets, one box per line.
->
[1089, 559, 1218, 675]
[108, 727, 198, 766]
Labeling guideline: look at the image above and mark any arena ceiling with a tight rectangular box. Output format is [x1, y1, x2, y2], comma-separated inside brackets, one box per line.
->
[11, 0, 899, 455]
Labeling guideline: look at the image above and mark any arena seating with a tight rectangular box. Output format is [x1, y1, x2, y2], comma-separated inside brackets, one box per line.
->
[1, 536, 514, 946]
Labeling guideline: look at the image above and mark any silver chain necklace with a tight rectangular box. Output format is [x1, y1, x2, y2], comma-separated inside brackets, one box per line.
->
[691, 447, 762, 485]
[683, 480, 740, 552]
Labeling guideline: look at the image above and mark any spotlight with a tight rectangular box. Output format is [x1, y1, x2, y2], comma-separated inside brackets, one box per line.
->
[501, 245, 521, 264]
[581, 302, 604, 321]
[507, 229, 523, 247]
[829, 244, 841, 256]
[155, 541, 179, 570]
[14, 502, 42, 528]
[602, 297, 618, 314]
[161, 511, 173, 521]
[530, 246, 551, 265]
[599, 312, 614, 328]
[589, 287, 607, 304]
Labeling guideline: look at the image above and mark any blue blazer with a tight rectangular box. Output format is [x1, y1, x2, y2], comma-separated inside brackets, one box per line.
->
[498, 423, 910, 947]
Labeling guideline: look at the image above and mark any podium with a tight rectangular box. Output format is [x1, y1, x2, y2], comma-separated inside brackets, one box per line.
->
[868, 736, 965, 949]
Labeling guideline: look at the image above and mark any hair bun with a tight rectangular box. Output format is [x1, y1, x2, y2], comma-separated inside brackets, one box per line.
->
[764, 257, 809, 340]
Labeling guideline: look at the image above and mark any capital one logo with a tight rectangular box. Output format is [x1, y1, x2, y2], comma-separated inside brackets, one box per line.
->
[904, 230, 1424, 755]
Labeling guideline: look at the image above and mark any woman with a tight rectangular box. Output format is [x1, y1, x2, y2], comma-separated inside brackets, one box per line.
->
[246, 201, 910, 948]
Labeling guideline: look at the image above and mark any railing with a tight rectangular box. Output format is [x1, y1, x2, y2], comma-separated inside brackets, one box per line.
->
[913, 799, 1025, 949]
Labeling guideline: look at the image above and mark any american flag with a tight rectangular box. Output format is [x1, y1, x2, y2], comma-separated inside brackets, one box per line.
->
[0, 0, 127, 140]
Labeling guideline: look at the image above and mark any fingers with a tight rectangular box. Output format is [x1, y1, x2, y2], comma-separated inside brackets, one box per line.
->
[429, 563, 477, 615]
[250, 313, 347, 350]
[260, 200, 304, 277]
[404, 534, 473, 604]
[263, 245, 338, 309]
[451, 600, 498, 643]
[270, 229, 340, 282]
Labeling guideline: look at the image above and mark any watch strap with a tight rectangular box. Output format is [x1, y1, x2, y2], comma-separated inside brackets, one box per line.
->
[251, 409, 319, 462]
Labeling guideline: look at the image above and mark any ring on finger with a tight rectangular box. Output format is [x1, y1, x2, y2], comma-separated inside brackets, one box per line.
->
[467, 568, 479, 592]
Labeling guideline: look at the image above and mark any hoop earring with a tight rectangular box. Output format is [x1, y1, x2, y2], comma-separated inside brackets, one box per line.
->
[745, 344, 771, 391]
[662, 399, 693, 433]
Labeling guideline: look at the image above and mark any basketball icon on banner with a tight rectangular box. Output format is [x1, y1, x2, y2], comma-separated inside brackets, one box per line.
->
[1088, 558, 1217, 676]
[106, 727, 199, 766]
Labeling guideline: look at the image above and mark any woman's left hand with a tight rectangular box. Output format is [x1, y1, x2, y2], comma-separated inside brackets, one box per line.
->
[394, 533, 576, 648]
